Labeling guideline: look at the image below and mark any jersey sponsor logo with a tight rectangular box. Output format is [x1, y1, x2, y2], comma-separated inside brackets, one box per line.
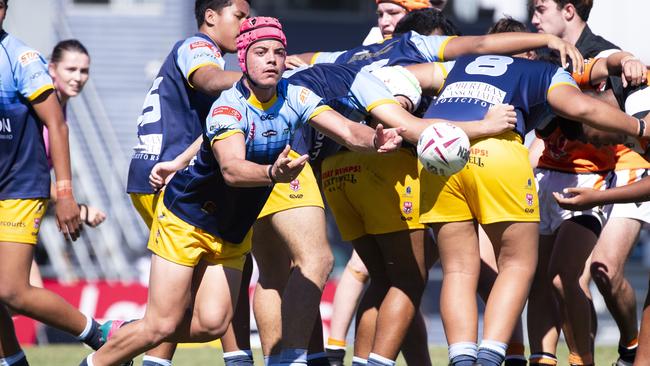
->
[18, 50, 40, 66]
[212, 106, 242, 121]
[289, 193, 304, 199]
[260, 114, 276, 121]
[262, 129, 277, 137]
[437, 82, 506, 106]
[347, 42, 395, 63]
[0, 220, 26, 228]
[29, 71, 45, 81]
[299, 88, 311, 104]
[321, 165, 361, 192]
[189, 40, 221, 57]
[0, 118, 12, 140]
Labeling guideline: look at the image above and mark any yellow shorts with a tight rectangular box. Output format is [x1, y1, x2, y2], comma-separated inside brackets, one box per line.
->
[258, 151, 324, 219]
[420, 131, 539, 225]
[0, 199, 48, 244]
[321, 148, 426, 241]
[130, 192, 160, 229]
[148, 192, 251, 270]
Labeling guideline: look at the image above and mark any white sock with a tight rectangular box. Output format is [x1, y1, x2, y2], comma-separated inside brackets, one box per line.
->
[0, 351, 26, 366]
[142, 355, 172, 366]
[77, 314, 93, 339]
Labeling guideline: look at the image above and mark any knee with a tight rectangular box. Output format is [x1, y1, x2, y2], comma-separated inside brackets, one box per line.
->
[142, 317, 179, 344]
[0, 283, 28, 310]
[294, 249, 334, 282]
[590, 260, 622, 288]
[192, 310, 230, 340]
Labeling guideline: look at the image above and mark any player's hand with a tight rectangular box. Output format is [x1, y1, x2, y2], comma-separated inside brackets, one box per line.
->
[552, 187, 601, 211]
[270, 145, 309, 183]
[620, 56, 647, 88]
[149, 160, 184, 190]
[373, 124, 404, 153]
[285, 55, 309, 69]
[481, 104, 517, 136]
[82, 205, 107, 228]
[547, 35, 584, 74]
[55, 196, 81, 241]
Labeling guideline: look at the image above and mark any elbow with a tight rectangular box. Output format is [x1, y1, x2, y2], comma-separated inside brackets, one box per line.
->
[220, 166, 242, 187]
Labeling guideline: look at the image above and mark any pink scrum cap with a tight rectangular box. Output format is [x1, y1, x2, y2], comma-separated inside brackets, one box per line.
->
[236, 16, 287, 73]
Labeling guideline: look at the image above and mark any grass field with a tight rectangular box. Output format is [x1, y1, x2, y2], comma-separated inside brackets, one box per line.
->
[23, 344, 621, 365]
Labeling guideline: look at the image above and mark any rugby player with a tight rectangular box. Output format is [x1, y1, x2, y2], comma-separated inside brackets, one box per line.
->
[78, 17, 404, 366]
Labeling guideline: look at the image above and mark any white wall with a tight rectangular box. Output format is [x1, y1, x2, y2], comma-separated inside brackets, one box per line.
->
[588, 1, 649, 62]
[4, 0, 55, 55]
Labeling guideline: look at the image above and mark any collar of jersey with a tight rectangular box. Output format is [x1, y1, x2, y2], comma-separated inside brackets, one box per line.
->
[247, 92, 278, 111]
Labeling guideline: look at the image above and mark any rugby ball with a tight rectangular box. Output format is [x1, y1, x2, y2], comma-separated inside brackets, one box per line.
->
[417, 123, 470, 176]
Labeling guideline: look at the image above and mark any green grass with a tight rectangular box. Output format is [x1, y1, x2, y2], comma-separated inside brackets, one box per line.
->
[23, 344, 621, 365]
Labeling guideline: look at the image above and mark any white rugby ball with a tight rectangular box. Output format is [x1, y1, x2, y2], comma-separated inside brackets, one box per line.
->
[417, 123, 470, 176]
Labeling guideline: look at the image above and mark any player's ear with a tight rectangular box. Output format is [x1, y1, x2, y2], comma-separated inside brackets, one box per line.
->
[562, 3, 576, 22]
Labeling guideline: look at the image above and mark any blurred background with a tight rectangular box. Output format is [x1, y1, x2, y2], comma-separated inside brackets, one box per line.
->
[5, 0, 650, 347]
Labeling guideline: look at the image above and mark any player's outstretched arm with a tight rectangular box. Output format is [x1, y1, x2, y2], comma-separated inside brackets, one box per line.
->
[443, 33, 583, 73]
[33, 90, 81, 241]
[575, 52, 647, 89]
[309, 109, 404, 153]
[548, 85, 647, 137]
[213, 134, 307, 187]
[554, 176, 650, 210]
[190, 66, 243, 96]
[405, 63, 447, 95]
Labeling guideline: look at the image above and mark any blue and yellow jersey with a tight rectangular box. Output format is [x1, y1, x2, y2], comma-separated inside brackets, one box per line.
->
[311, 31, 454, 73]
[0, 32, 54, 199]
[126, 34, 226, 194]
[424, 55, 577, 138]
[162, 78, 331, 243]
[285, 63, 397, 164]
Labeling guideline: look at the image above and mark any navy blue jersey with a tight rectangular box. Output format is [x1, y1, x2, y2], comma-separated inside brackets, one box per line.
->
[286, 64, 397, 164]
[126, 34, 225, 194]
[313, 32, 452, 73]
[424, 55, 577, 137]
[163, 79, 331, 243]
[0, 32, 54, 199]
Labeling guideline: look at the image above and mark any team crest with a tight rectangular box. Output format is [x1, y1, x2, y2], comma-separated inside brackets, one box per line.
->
[290, 179, 300, 192]
[33, 218, 41, 229]
[526, 193, 534, 207]
[403, 201, 413, 214]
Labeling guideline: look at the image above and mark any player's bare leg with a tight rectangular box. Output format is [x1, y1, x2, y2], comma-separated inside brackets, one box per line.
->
[221, 254, 254, 365]
[86, 256, 240, 366]
[325, 250, 368, 364]
[549, 220, 598, 365]
[591, 217, 640, 364]
[527, 234, 561, 365]
[477, 227, 527, 365]
[433, 220, 481, 365]
[254, 206, 333, 363]
[633, 279, 650, 366]
[479, 222, 538, 365]
[353, 229, 429, 362]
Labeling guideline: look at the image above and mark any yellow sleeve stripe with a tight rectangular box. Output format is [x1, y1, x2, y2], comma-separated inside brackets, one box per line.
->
[27, 84, 54, 102]
[187, 62, 223, 88]
[547, 81, 581, 98]
[211, 130, 244, 144]
[436, 63, 449, 95]
[366, 99, 400, 112]
[310, 52, 322, 65]
[437, 36, 458, 62]
[308, 105, 333, 120]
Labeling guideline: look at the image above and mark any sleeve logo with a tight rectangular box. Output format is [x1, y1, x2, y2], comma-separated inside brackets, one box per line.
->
[190, 40, 222, 58]
[19, 51, 40, 66]
[212, 106, 242, 121]
[299, 88, 311, 105]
